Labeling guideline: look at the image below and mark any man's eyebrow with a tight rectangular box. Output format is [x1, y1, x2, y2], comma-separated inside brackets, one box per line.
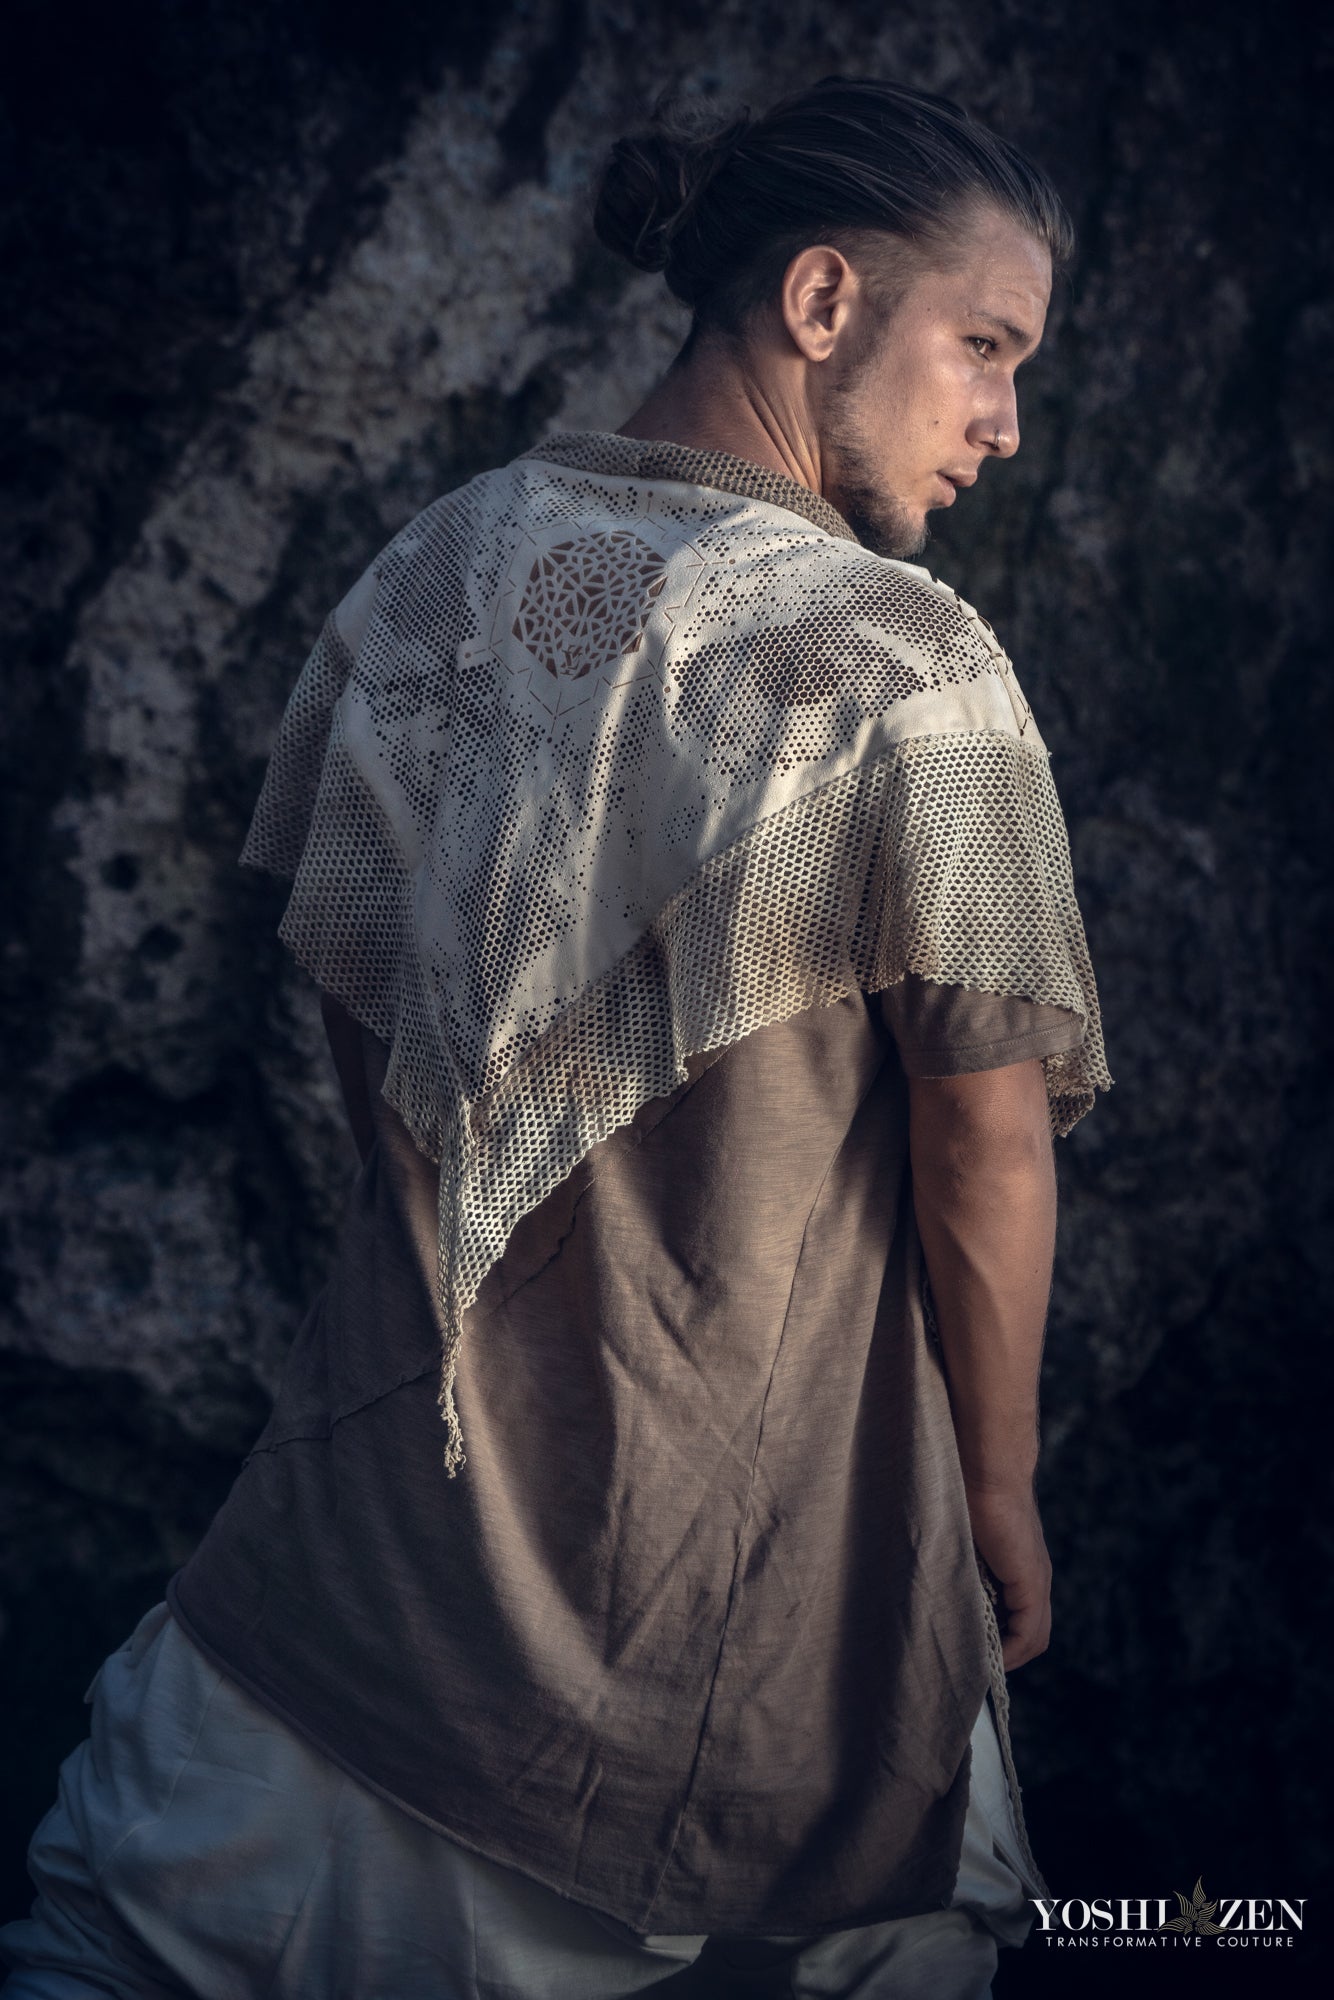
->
[965, 308, 1042, 353]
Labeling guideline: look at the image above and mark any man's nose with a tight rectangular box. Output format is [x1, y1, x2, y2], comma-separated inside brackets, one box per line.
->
[978, 383, 1020, 458]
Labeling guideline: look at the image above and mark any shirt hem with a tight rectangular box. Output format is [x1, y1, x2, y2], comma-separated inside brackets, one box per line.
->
[165, 1575, 959, 1940]
[897, 1016, 1086, 1077]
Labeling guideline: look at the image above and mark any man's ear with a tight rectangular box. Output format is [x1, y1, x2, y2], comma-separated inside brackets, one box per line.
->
[779, 244, 860, 363]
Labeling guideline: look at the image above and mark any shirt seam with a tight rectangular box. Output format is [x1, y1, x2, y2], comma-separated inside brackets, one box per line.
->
[638, 1061, 884, 1929]
[247, 1360, 438, 1454]
[897, 1020, 1085, 1062]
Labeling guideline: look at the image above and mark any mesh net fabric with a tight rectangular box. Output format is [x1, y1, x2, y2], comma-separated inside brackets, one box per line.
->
[242, 433, 1110, 1475]
[525, 428, 862, 544]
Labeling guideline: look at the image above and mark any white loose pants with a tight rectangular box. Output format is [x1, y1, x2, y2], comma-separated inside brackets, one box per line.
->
[0, 1603, 1035, 1999]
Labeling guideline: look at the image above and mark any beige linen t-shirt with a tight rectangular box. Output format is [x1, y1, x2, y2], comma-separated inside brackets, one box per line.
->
[171, 974, 1080, 1937]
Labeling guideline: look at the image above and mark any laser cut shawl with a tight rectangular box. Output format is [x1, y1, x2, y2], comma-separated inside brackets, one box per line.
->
[241, 430, 1110, 1472]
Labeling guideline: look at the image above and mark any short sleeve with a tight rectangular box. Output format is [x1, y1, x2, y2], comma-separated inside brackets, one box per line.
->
[877, 972, 1086, 1077]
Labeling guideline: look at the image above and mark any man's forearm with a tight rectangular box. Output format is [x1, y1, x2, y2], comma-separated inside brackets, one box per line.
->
[908, 1060, 1056, 1493]
[907, 1058, 1058, 1668]
[912, 1072, 1056, 1496]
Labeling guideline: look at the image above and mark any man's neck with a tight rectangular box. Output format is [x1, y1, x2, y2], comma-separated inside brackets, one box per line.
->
[615, 341, 824, 497]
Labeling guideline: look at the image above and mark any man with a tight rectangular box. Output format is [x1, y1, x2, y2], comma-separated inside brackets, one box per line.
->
[2, 76, 1109, 2000]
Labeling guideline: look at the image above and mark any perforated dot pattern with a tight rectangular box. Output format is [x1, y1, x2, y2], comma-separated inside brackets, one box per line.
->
[242, 434, 1109, 1473]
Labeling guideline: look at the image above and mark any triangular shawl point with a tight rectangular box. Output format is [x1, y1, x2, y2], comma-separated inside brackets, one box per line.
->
[240, 439, 1110, 1474]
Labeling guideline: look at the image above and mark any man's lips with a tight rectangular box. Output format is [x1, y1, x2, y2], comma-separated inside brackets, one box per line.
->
[934, 469, 978, 505]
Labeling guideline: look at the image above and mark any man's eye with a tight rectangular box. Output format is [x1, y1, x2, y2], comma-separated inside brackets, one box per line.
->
[967, 336, 996, 357]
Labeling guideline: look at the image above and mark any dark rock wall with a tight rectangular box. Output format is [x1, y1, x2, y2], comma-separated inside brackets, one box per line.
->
[3, 0, 1330, 1978]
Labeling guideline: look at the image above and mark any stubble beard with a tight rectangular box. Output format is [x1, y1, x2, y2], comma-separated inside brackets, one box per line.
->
[821, 313, 931, 561]
[825, 444, 930, 561]
[821, 404, 931, 561]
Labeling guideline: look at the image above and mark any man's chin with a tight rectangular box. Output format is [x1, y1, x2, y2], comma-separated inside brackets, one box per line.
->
[893, 518, 932, 561]
[825, 462, 930, 560]
[856, 511, 931, 562]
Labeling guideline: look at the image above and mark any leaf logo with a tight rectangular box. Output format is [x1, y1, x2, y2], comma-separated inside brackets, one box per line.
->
[1162, 1877, 1224, 1935]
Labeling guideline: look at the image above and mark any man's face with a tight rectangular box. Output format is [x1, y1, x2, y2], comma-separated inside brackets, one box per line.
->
[818, 206, 1053, 559]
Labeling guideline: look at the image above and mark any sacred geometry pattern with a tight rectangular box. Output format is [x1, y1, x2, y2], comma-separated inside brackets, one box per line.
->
[510, 530, 667, 680]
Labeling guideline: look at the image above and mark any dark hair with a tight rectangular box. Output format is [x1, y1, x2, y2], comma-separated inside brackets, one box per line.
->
[594, 76, 1073, 339]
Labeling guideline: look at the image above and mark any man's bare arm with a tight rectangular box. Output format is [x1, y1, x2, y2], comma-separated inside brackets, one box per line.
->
[320, 991, 377, 1166]
[908, 1058, 1056, 1670]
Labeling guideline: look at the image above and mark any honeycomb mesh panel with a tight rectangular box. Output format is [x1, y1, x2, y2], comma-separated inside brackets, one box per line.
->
[242, 437, 1110, 1473]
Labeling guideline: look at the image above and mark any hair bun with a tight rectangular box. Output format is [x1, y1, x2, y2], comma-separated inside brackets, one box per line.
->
[593, 133, 691, 274]
[593, 109, 751, 284]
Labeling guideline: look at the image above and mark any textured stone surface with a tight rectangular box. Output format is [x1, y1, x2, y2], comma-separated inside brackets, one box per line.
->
[3, 0, 1330, 1972]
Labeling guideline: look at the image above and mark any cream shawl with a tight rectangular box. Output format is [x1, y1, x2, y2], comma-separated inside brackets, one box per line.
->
[242, 430, 1110, 1471]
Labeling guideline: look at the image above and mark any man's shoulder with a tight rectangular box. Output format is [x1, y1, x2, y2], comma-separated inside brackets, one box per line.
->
[353, 447, 1014, 690]
[684, 511, 1013, 682]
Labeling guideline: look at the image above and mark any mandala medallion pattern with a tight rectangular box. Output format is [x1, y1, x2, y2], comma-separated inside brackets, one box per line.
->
[502, 529, 668, 711]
